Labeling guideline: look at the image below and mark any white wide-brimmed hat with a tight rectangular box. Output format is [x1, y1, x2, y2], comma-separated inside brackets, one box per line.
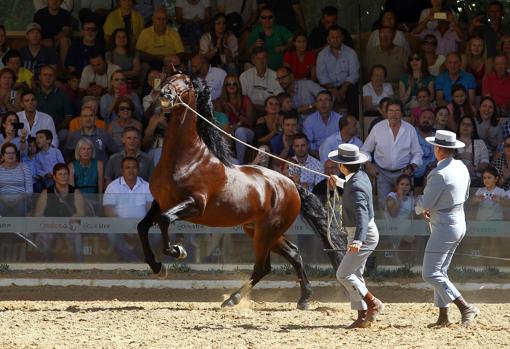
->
[328, 144, 370, 164]
[425, 130, 465, 149]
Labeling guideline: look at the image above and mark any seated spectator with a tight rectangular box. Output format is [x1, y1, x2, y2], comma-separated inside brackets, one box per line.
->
[482, 54, 510, 116]
[367, 9, 411, 56]
[455, 116, 490, 187]
[366, 26, 407, 93]
[103, 0, 144, 43]
[276, 92, 295, 116]
[461, 36, 492, 95]
[61, 72, 81, 116]
[68, 137, 104, 194]
[317, 25, 360, 116]
[162, 53, 187, 76]
[66, 106, 120, 163]
[79, 1, 116, 28]
[136, 7, 184, 70]
[133, 0, 162, 25]
[476, 96, 503, 157]
[17, 90, 58, 147]
[175, 0, 212, 53]
[79, 51, 121, 97]
[410, 87, 435, 126]
[105, 28, 141, 88]
[100, 70, 143, 123]
[66, 17, 105, 75]
[19, 23, 58, 79]
[239, 47, 283, 110]
[414, 108, 437, 186]
[492, 136, 510, 190]
[286, 133, 323, 192]
[471, 166, 506, 220]
[399, 51, 434, 109]
[199, 13, 238, 73]
[367, 97, 390, 135]
[21, 136, 38, 183]
[190, 54, 227, 101]
[247, 6, 292, 70]
[303, 90, 342, 158]
[258, 0, 306, 33]
[363, 64, 394, 114]
[385, 174, 415, 220]
[34, 129, 64, 191]
[68, 96, 106, 132]
[435, 52, 476, 106]
[0, 68, 20, 114]
[142, 69, 163, 120]
[0, 25, 9, 68]
[469, 1, 510, 58]
[105, 126, 153, 185]
[319, 114, 362, 165]
[107, 96, 143, 148]
[447, 84, 476, 131]
[0, 143, 32, 216]
[283, 31, 316, 81]
[433, 105, 450, 131]
[0, 111, 28, 154]
[270, 112, 298, 165]
[2, 50, 33, 90]
[420, 34, 446, 77]
[142, 108, 167, 162]
[254, 95, 282, 146]
[308, 5, 354, 51]
[499, 34, 510, 64]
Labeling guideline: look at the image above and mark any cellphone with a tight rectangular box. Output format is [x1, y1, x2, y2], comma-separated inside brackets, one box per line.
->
[154, 78, 161, 91]
[258, 31, 266, 41]
[12, 122, 24, 130]
[433, 12, 447, 20]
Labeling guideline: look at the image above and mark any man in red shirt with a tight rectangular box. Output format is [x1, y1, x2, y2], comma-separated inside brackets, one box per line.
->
[482, 55, 510, 115]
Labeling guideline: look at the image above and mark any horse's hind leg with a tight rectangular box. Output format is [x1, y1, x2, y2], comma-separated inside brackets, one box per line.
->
[137, 200, 163, 274]
[272, 238, 313, 310]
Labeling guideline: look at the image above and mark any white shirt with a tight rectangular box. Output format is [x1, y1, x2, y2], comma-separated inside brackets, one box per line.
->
[79, 63, 121, 90]
[17, 110, 58, 148]
[103, 176, 153, 218]
[361, 119, 423, 170]
[205, 66, 227, 101]
[176, 0, 210, 20]
[239, 67, 283, 106]
[362, 82, 394, 109]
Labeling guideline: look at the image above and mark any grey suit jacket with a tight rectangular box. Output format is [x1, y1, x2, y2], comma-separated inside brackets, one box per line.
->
[342, 170, 375, 243]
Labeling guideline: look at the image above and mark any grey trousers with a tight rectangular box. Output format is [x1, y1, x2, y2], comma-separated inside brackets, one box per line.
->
[336, 219, 379, 310]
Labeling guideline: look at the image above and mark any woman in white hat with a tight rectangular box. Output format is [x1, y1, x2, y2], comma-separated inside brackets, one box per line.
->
[328, 143, 384, 329]
[415, 130, 480, 327]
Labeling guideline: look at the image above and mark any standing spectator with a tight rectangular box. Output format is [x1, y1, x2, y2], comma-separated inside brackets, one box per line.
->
[319, 114, 363, 165]
[399, 51, 434, 108]
[258, 0, 306, 33]
[482, 55, 510, 115]
[435, 52, 476, 106]
[275, 66, 322, 117]
[317, 26, 360, 117]
[367, 9, 411, 56]
[362, 99, 423, 208]
[79, 51, 121, 97]
[105, 28, 141, 87]
[414, 109, 437, 186]
[475, 96, 503, 157]
[103, 0, 145, 43]
[68, 137, 104, 194]
[66, 17, 105, 75]
[100, 70, 143, 123]
[363, 64, 394, 113]
[0, 25, 9, 69]
[2, 50, 34, 90]
[469, 1, 510, 57]
[175, 0, 212, 52]
[283, 32, 316, 81]
[190, 54, 227, 102]
[19, 23, 58, 79]
[254, 95, 282, 146]
[33, 129, 64, 191]
[286, 133, 323, 192]
[303, 90, 342, 158]
[471, 166, 506, 220]
[492, 136, 510, 190]
[308, 6, 354, 51]
[0, 68, 20, 114]
[17, 90, 58, 147]
[420, 34, 446, 77]
[0, 111, 28, 153]
[461, 36, 492, 94]
[106, 96, 143, 148]
[199, 13, 238, 73]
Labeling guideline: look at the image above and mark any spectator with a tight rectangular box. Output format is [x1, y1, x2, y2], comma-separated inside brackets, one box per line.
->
[66, 106, 120, 163]
[103, 0, 145, 43]
[319, 114, 363, 165]
[254, 95, 282, 146]
[275, 66, 322, 117]
[399, 51, 434, 109]
[106, 96, 143, 148]
[276, 92, 295, 116]
[435, 52, 476, 106]
[21, 136, 38, 183]
[175, 0, 212, 53]
[258, 0, 306, 33]
[239, 48, 283, 110]
[79, 51, 121, 97]
[136, 7, 184, 70]
[414, 8, 463, 56]
[105, 28, 141, 87]
[303, 90, 342, 158]
[362, 99, 423, 208]
[312, 159, 344, 198]
[247, 6, 292, 70]
[17, 90, 58, 147]
[286, 133, 323, 192]
[0, 25, 9, 69]
[363, 64, 394, 114]
[61, 72, 81, 115]
[2, 50, 34, 90]
[365, 26, 408, 92]
[134, 0, 162, 25]
[410, 87, 435, 126]
[100, 70, 143, 123]
[308, 5, 354, 51]
[447, 84, 476, 131]
[469, 1, 510, 57]
[33, 0, 73, 68]
[420, 34, 446, 77]
[367, 97, 390, 135]
[455, 116, 490, 187]
[475, 96, 503, 157]
[482, 55, 510, 115]
[414, 0, 453, 32]
[190, 54, 227, 102]
[216, 0, 258, 36]
[0, 143, 33, 216]
[461, 36, 492, 94]
[68, 96, 106, 132]
[33, 0, 73, 13]
[199, 13, 238, 73]
[499, 34, 510, 63]
[317, 25, 360, 117]
[34, 129, 64, 191]
[434, 105, 450, 131]
[142, 107, 167, 161]
[19, 23, 58, 79]
[385, 174, 415, 219]
[492, 136, 510, 190]
[471, 166, 506, 220]
[68, 137, 104, 194]
[0, 111, 28, 153]
[414, 108, 437, 186]
[142, 69, 163, 120]
[270, 112, 298, 163]
[283, 32, 316, 81]
[105, 126, 153, 185]
[65, 16, 105, 75]
[367, 9, 411, 56]
[162, 53, 187, 76]
[0, 68, 20, 114]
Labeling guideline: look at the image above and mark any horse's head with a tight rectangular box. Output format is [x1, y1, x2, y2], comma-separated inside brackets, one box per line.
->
[160, 74, 194, 110]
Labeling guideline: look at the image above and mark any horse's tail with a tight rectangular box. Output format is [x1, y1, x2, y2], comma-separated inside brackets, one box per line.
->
[296, 185, 346, 271]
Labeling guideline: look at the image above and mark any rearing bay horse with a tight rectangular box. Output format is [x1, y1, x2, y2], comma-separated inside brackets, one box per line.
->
[137, 74, 344, 309]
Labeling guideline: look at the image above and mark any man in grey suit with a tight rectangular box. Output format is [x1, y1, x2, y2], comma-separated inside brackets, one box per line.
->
[328, 144, 384, 329]
[415, 130, 480, 327]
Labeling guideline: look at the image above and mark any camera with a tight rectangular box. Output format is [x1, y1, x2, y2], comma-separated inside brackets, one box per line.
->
[11, 122, 24, 130]
[483, 192, 493, 199]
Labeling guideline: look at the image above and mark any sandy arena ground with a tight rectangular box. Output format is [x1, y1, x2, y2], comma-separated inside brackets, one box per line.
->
[0, 286, 509, 348]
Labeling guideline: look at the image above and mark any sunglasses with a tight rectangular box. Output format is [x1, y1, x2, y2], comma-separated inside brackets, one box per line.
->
[261, 15, 274, 20]
[225, 82, 238, 87]
[119, 107, 132, 111]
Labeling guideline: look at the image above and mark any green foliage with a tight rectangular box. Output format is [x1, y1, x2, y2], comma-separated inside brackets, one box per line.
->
[0, 263, 9, 273]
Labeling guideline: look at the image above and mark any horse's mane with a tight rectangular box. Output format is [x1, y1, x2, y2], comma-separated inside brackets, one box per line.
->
[191, 78, 234, 167]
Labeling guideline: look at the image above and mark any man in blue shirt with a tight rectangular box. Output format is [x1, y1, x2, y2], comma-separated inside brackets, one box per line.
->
[319, 115, 363, 165]
[435, 52, 476, 105]
[414, 109, 436, 186]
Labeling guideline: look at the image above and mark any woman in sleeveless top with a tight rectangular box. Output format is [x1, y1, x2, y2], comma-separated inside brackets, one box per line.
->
[68, 138, 104, 194]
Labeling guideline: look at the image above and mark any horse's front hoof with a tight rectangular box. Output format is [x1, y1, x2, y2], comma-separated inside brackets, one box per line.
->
[221, 293, 241, 308]
[157, 264, 168, 279]
[297, 301, 311, 311]
[168, 245, 187, 259]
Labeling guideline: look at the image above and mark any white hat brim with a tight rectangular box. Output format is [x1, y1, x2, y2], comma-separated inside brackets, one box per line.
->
[328, 149, 370, 164]
[425, 136, 465, 149]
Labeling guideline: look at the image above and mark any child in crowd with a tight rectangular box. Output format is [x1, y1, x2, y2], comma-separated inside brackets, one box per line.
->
[385, 174, 415, 220]
[471, 166, 506, 220]
[433, 106, 450, 131]
[33, 130, 64, 192]
[61, 72, 82, 116]
[447, 84, 475, 130]
[410, 87, 435, 126]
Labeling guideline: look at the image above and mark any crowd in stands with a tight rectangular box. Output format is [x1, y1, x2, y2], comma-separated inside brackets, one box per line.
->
[2, 0, 510, 224]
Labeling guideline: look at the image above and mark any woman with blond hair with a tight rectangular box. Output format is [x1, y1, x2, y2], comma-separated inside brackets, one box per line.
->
[68, 137, 104, 194]
[461, 36, 492, 94]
